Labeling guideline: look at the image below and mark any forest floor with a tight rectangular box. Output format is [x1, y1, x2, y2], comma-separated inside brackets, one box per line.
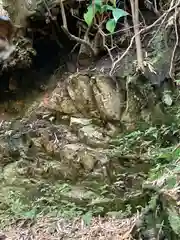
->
[2, 215, 137, 240]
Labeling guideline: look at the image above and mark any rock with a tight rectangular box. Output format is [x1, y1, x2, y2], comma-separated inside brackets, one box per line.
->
[60, 143, 97, 172]
[70, 117, 92, 129]
[48, 72, 125, 123]
[0, 15, 14, 42]
[3, 160, 34, 185]
[67, 73, 99, 118]
[59, 143, 109, 174]
[47, 83, 79, 115]
[47, 72, 125, 123]
[78, 125, 110, 148]
[2, 0, 36, 27]
[59, 185, 98, 204]
[91, 74, 124, 121]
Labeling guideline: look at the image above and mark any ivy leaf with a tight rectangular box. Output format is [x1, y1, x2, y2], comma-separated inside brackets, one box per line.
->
[94, 0, 102, 6]
[106, 19, 116, 33]
[109, 0, 116, 7]
[84, 5, 95, 26]
[84, 3, 102, 26]
[112, 8, 128, 22]
[103, 4, 114, 11]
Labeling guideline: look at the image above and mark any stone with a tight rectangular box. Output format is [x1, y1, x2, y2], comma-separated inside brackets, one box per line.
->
[3, 160, 34, 185]
[70, 117, 92, 129]
[91, 74, 124, 121]
[78, 125, 110, 147]
[67, 73, 99, 118]
[47, 83, 79, 115]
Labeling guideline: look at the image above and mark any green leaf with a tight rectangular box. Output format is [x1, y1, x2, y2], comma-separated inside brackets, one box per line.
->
[173, 148, 180, 158]
[82, 212, 93, 226]
[84, 3, 102, 26]
[23, 209, 37, 219]
[168, 209, 180, 235]
[112, 8, 128, 22]
[94, 0, 102, 6]
[84, 5, 95, 26]
[103, 4, 114, 11]
[165, 176, 177, 189]
[106, 19, 116, 33]
[175, 79, 180, 84]
[109, 0, 116, 7]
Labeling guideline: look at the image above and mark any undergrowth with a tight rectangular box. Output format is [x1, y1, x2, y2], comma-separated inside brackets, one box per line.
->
[110, 122, 180, 164]
[1, 117, 180, 229]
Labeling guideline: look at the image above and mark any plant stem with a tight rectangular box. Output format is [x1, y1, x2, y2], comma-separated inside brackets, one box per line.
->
[130, 0, 144, 71]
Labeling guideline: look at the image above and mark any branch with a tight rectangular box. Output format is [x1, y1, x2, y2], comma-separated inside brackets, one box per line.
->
[110, 0, 180, 76]
[130, 0, 144, 71]
[59, 0, 96, 57]
[169, 5, 178, 79]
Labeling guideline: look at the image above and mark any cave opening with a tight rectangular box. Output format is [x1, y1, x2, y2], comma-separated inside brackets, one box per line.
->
[28, 8, 78, 72]
[0, 8, 79, 102]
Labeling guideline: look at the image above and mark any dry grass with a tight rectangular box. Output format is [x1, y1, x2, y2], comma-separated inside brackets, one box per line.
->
[2, 215, 138, 240]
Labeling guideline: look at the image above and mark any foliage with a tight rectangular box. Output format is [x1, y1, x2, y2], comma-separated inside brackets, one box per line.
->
[110, 123, 180, 158]
[0, 182, 116, 227]
[84, 0, 128, 33]
[168, 209, 180, 235]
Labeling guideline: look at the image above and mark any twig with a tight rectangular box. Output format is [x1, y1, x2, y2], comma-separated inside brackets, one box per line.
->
[110, 1, 180, 76]
[59, 0, 96, 56]
[147, 7, 169, 47]
[98, 28, 114, 63]
[70, 43, 80, 54]
[43, 0, 67, 49]
[54, 133, 59, 144]
[169, 5, 179, 79]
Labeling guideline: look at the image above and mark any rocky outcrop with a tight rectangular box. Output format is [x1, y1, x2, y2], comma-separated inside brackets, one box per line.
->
[0, 69, 178, 239]
[45, 72, 125, 122]
[0, 71, 154, 218]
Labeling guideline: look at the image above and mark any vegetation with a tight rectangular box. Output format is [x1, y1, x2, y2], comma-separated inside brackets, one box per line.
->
[1, 0, 180, 239]
[83, 0, 128, 33]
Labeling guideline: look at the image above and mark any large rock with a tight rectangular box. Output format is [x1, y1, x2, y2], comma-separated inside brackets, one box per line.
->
[47, 72, 125, 122]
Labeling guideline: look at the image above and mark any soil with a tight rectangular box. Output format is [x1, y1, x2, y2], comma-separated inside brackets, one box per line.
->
[2, 215, 137, 240]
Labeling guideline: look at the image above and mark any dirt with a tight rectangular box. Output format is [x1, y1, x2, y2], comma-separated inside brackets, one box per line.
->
[2, 215, 137, 240]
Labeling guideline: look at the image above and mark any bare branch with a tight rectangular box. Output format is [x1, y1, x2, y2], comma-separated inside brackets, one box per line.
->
[169, 5, 178, 79]
[110, 1, 180, 76]
[59, 0, 96, 56]
[130, 0, 144, 71]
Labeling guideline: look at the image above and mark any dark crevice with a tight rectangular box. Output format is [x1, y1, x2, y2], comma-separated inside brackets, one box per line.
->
[0, 9, 78, 102]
